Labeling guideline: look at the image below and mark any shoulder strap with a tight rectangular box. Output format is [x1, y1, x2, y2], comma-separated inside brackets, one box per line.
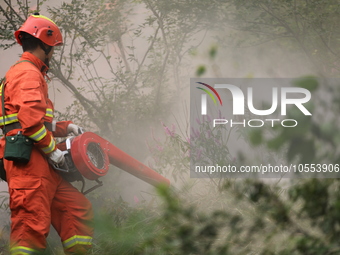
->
[13, 59, 36, 68]
[1, 78, 6, 135]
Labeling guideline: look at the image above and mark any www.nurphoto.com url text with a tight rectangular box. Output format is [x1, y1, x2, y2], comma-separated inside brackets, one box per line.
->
[194, 164, 340, 175]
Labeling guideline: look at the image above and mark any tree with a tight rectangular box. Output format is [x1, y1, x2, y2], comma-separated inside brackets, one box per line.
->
[219, 0, 340, 76]
[2, 0, 340, 254]
[0, 0, 218, 151]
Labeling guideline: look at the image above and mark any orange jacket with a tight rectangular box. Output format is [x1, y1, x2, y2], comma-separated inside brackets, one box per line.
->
[0, 52, 71, 155]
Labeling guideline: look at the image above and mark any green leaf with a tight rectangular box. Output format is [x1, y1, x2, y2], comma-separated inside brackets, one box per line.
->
[209, 45, 218, 59]
[292, 76, 319, 92]
[196, 65, 206, 77]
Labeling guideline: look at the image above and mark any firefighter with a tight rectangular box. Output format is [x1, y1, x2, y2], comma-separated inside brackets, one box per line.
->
[0, 14, 94, 254]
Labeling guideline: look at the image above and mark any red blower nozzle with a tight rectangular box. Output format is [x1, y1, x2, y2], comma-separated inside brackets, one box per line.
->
[59, 132, 170, 188]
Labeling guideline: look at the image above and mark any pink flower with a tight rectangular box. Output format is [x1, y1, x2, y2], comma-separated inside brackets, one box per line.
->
[134, 195, 140, 204]
[162, 122, 176, 137]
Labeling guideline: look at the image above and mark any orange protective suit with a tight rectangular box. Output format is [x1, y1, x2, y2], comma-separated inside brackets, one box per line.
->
[0, 52, 94, 254]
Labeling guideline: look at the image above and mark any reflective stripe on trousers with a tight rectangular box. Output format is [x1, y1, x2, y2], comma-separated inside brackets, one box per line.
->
[62, 235, 93, 249]
[10, 246, 39, 255]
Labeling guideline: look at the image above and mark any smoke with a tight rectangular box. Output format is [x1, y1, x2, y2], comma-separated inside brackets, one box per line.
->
[0, 0, 322, 220]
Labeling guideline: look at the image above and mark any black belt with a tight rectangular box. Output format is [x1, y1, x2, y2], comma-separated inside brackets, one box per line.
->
[3, 122, 53, 135]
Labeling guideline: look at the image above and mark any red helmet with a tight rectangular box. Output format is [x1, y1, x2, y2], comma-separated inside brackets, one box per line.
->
[14, 13, 63, 46]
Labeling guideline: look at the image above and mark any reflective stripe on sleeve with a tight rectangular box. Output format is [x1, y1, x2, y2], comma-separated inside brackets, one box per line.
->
[41, 138, 56, 154]
[0, 110, 52, 126]
[1, 111, 52, 138]
[62, 235, 93, 249]
[0, 113, 19, 126]
[10, 246, 38, 255]
[28, 125, 47, 142]
[46, 108, 53, 118]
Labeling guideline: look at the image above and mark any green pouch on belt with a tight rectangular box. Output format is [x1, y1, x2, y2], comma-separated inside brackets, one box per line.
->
[4, 132, 33, 163]
[1, 77, 33, 164]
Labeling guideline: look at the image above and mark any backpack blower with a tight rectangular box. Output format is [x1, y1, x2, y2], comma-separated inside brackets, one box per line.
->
[53, 132, 170, 194]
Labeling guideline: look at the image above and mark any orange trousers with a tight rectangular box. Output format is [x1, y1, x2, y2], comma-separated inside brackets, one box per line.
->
[4, 145, 94, 255]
